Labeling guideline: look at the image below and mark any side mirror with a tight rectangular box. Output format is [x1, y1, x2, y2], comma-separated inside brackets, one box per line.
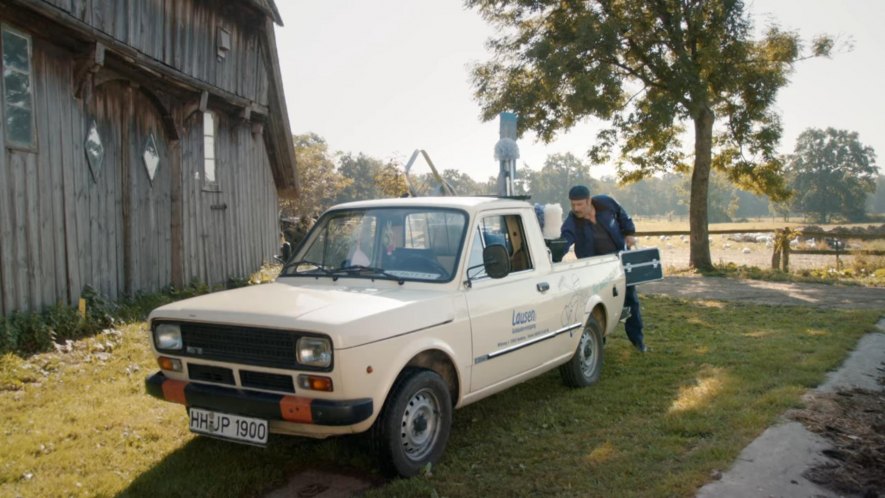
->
[483, 244, 511, 279]
[276, 241, 292, 264]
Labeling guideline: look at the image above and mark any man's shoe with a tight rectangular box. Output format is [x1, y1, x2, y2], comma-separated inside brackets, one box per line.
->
[634, 342, 648, 353]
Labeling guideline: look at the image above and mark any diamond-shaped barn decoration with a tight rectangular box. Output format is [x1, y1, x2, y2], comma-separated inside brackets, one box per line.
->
[84, 120, 104, 183]
[142, 133, 160, 184]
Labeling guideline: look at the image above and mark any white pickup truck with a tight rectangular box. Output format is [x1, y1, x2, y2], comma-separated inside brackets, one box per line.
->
[145, 196, 628, 476]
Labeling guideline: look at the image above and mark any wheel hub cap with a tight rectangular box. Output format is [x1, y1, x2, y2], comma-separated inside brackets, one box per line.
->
[400, 389, 440, 461]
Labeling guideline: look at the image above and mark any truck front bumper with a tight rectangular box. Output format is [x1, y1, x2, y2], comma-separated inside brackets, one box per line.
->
[145, 371, 373, 426]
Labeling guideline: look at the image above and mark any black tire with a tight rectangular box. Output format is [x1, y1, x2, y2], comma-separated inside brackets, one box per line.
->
[559, 316, 605, 387]
[373, 368, 452, 477]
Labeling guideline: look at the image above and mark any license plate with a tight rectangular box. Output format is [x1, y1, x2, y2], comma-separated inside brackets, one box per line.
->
[188, 407, 268, 446]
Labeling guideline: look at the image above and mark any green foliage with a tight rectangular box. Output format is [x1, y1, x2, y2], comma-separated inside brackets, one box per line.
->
[787, 128, 879, 223]
[285, 133, 349, 219]
[693, 262, 885, 287]
[1, 298, 879, 497]
[373, 163, 409, 198]
[0, 283, 218, 357]
[329, 152, 408, 201]
[467, 0, 832, 269]
[522, 152, 598, 206]
[441, 169, 487, 196]
[524, 160, 775, 221]
[872, 175, 885, 214]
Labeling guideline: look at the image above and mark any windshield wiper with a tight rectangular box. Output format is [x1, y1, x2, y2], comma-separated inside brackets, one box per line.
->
[334, 265, 406, 285]
[283, 259, 336, 278]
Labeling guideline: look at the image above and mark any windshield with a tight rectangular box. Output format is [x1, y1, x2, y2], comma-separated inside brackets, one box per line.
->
[282, 207, 468, 283]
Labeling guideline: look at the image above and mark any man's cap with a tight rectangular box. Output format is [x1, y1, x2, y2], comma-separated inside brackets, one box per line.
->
[568, 185, 591, 200]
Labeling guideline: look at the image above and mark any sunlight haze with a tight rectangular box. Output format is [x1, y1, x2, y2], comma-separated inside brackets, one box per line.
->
[275, 1, 884, 183]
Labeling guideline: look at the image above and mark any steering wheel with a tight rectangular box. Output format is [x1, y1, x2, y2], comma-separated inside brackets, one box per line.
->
[397, 254, 449, 279]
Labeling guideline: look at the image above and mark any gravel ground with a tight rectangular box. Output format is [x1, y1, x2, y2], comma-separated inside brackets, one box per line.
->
[641, 276, 885, 309]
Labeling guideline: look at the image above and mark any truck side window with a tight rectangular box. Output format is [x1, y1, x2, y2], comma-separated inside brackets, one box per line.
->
[466, 227, 488, 279]
[474, 214, 533, 274]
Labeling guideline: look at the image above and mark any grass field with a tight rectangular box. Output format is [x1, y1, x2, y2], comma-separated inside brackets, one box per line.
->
[632, 216, 882, 233]
[1, 296, 880, 497]
[620, 218, 885, 285]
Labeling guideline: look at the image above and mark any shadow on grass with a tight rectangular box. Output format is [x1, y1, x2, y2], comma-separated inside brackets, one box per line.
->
[115, 297, 881, 498]
[119, 431, 385, 497]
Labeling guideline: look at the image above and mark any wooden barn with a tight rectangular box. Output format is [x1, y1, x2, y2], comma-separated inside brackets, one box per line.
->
[0, 0, 297, 315]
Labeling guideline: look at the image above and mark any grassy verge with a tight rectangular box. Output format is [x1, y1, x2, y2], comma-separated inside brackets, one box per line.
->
[665, 261, 885, 287]
[0, 296, 880, 497]
[0, 264, 283, 357]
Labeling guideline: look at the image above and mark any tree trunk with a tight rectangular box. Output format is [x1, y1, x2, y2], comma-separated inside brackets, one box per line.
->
[689, 107, 714, 270]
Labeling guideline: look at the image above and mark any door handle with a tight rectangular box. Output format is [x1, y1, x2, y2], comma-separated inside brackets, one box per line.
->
[536, 282, 550, 293]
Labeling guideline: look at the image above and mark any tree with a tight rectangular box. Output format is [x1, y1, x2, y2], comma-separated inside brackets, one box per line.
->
[870, 174, 885, 214]
[467, 0, 832, 270]
[441, 169, 485, 195]
[374, 162, 409, 198]
[286, 133, 349, 219]
[787, 128, 878, 223]
[677, 170, 739, 223]
[525, 153, 598, 206]
[335, 153, 389, 203]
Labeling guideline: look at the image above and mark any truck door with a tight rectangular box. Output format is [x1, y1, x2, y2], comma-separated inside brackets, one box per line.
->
[465, 212, 562, 393]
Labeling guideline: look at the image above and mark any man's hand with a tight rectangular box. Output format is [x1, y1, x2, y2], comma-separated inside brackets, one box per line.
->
[625, 235, 637, 249]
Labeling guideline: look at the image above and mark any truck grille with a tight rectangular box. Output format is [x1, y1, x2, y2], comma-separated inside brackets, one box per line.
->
[240, 370, 295, 393]
[179, 323, 299, 369]
[188, 363, 235, 385]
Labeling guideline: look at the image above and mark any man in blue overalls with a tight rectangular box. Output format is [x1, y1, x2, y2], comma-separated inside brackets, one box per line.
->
[560, 185, 647, 352]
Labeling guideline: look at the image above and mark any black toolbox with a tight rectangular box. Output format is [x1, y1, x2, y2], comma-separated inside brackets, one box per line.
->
[620, 248, 663, 286]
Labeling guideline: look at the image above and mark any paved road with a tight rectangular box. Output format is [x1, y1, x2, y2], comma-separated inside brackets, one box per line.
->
[642, 275, 885, 309]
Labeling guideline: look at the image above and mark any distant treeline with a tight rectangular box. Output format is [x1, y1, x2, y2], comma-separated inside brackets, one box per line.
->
[288, 134, 885, 224]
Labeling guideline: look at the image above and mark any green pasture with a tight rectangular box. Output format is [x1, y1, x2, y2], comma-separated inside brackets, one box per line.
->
[0, 295, 879, 497]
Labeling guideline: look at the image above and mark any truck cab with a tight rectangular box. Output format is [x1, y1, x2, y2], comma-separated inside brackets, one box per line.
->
[145, 197, 627, 476]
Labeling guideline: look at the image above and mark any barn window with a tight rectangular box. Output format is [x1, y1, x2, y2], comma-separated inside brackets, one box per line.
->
[217, 27, 231, 60]
[203, 111, 219, 190]
[84, 120, 104, 182]
[1, 25, 35, 149]
[142, 133, 160, 184]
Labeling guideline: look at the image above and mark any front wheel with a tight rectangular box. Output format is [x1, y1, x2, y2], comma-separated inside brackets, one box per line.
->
[374, 368, 452, 477]
[559, 316, 605, 387]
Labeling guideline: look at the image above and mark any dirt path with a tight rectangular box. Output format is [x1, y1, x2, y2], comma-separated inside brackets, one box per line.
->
[641, 276, 885, 309]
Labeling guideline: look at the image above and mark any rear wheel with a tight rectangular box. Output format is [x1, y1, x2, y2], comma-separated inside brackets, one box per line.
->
[374, 368, 452, 477]
[559, 316, 604, 387]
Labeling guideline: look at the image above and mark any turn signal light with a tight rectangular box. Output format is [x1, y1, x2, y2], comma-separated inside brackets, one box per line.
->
[157, 356, 183, 372]
[298, 374, 333, 392]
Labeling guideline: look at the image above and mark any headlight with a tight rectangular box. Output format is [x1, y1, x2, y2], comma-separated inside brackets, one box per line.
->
[296, 336, 332, 368]
[155, 323, 183, 350]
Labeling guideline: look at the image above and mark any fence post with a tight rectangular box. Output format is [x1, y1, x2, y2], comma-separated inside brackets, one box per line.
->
[783, 233, 790, 272]
[771, 228, 793, 272]
[771, 229, 782, 270]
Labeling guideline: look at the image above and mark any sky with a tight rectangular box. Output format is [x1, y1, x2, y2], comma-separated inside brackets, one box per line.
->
[274, 1, 884, 182]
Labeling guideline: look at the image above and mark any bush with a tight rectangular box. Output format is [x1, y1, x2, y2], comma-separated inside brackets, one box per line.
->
[850, 253, 885, 275]
[0, 265, 278, 356]
[0, 282, 217, 356]
[1, 311, 56, 354]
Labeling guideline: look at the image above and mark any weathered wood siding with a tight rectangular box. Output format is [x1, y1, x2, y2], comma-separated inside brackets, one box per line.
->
[0, 22, 278, 315]
[38, 0, 269, 106]
[179, 111, 277, 287]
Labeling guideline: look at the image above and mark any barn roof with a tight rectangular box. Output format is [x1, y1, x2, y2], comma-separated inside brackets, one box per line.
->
[257, 1, 298, 194]
[245, 0, 284, 26]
